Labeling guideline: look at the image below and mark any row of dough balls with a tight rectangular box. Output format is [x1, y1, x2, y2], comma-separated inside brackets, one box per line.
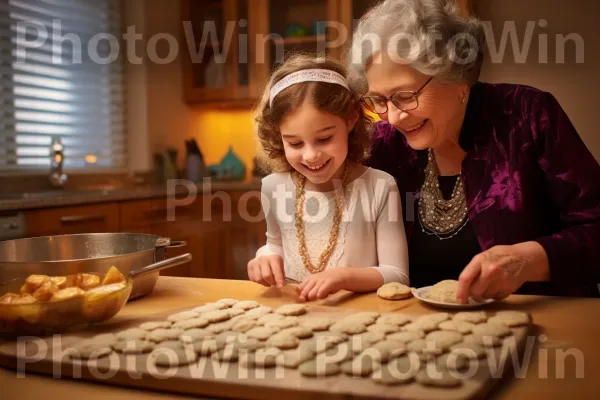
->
[67, 299, 530, 387]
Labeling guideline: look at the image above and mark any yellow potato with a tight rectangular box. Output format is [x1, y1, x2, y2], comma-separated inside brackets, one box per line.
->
[51, 287, 85, 302]
[50, 275, 77, 289]
[0, 293, 20, 304]
[81, 282, 127, 322]
[75, 273, 101, 290]
[101, 266, 126, 286]
[20, 275, 50, 295]
[32, 281, 59, 302]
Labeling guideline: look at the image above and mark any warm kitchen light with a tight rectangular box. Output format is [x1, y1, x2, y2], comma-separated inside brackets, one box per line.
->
[85, 154, 98, 164]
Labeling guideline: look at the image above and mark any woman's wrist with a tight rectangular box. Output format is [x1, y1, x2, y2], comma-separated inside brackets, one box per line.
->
[514, 241, 550, 282]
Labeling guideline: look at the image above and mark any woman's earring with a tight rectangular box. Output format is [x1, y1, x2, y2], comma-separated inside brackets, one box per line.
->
[461, 95, 466, 105]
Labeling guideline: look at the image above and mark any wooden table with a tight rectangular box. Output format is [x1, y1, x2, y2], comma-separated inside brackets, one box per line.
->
[1, 277, 599, 400]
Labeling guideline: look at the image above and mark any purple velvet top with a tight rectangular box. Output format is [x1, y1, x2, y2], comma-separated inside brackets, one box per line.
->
[368, 81, 600, 297]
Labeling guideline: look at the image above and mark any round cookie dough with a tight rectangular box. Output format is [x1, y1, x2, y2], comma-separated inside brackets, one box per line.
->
[301, 317, 334, 332]
[116, 328, 148, 341]
[275, 304, 307, 316]
[244, 306, 272, 320]
[372, 356, 419, 385]
[367, 323, 401, 335]
[193, 302, 228, 313]
[488, 311, 531, 327]
[230, 318, 260, 333]
[167, 310, 199, 322]
[203, 309, 232, 323]
[330, 321, 367, 335]
[438, 320, 476, 334]
[377, 282, 412, 300]
[376, 314, 411, 327]
[425, 330, 464, 350]
[450, 341, 488, 359]
[341, 355, 380, 377]
[279, 326, 313, 339]
[257, 313, 286, 324]
[266, 332, 300, 349]
[154, 340, 183, 351]
[472, 322, 512, 338]
[172, 317, 209, 330]
[112, 339, 155, 354]
[298, 359, 341, 377]
[278, 348, 315, 368]
[232, 300, 260, 311]
[68, 341, 112, 360]
[239, 347, 283, 368]
[216, 298, 239, 308]
[140, 321, 172, 331]
[151, 348, 198, 366]
[453, 310, 488, 324]
[246, 326, 279, 341]
[388, 330, 425, 343]
[264, 317, 299, 330]
[147, 328, 184, 343]
[416, 368, 462, 387]
[341, 312, 379, 326]
[179, 328, 213, 343]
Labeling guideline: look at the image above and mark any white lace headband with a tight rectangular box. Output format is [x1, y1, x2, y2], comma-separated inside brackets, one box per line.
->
[269, 68, 350, 107]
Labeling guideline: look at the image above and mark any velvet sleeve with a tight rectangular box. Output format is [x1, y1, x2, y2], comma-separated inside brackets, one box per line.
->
[531, 92, 600, 285]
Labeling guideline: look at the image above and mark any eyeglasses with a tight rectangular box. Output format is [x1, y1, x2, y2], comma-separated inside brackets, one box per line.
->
[360, 76, 434, 114]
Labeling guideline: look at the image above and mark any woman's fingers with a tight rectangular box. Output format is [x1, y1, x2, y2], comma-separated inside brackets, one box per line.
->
[457, 255, 483, 303]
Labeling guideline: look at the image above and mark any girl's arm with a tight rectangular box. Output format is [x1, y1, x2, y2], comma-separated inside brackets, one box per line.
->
[370, 176, 410, 285]
[255, 178, 284, 258]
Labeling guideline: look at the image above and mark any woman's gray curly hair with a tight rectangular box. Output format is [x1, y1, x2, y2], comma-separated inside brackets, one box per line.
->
[347, 0, 484, 93]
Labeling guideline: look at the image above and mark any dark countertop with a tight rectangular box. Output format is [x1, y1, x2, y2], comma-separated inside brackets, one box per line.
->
[0, 180, 262, 212]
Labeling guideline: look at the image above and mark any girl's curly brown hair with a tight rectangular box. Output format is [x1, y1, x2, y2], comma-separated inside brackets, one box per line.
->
[255, 54, 374, 173]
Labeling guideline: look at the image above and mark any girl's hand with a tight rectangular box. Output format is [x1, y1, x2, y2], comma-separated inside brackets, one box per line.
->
[247, 254, 285, 288]
[297, 269, 350, 302]
[457, 242, 549, 303]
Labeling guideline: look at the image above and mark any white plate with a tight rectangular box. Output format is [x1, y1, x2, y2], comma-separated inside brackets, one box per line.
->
[411, 286, 496, 310]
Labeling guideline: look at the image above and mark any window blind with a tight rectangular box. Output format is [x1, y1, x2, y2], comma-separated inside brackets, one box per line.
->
[0, 0, 126, 171]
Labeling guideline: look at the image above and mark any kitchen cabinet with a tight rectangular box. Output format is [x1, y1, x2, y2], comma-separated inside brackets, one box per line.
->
[181, 0, 264, 104]
[25, 203, 120, 237]
[182, 0, 478, 105]
[20, 190, 266, 281]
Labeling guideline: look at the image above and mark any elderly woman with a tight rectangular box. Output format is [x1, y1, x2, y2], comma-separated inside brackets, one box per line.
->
[348, 0, 600, 301]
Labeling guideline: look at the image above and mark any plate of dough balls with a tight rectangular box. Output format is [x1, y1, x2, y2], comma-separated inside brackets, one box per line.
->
[412, 280, 496, 309]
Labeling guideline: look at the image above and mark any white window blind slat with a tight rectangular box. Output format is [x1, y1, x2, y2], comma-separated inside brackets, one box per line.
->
[0, 0, 126, 171]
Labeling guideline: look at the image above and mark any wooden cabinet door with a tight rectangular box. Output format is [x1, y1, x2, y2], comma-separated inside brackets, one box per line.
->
[25, 203, 120, 237]
[182, 0, 259, 104]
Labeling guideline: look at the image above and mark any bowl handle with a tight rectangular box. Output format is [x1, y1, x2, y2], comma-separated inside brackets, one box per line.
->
[130, 253, 192, 278]
[155, 237, 187, 248]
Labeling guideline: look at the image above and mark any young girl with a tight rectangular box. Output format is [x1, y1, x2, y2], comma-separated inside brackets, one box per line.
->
[247, 55, 409, 302]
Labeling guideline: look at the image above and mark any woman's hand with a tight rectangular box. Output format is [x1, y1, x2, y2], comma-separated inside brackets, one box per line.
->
[247, 254, 285, 288]
[297, 269, 350, 302]
[457, 242, 550, 303]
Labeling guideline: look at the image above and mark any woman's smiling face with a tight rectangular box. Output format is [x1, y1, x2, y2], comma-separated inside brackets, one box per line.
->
[364, 52, 468, 150]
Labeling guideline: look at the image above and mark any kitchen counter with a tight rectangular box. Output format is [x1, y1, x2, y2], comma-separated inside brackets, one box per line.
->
[0, 180, 262, 211]
[1, 277, 599, 400]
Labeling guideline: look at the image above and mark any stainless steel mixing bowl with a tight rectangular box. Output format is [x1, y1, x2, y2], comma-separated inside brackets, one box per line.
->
[0, 233, 188, 300]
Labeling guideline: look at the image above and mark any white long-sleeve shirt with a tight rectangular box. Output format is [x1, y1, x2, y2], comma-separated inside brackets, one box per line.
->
[256, 167, 410, 285]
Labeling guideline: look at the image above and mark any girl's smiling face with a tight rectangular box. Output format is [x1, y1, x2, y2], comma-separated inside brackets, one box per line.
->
[280, 101, 355, 186]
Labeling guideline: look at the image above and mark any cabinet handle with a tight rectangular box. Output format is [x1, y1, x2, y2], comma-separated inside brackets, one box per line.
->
[60, 214, 106, 225]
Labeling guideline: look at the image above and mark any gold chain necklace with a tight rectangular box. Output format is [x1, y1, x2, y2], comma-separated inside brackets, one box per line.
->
[294, 163, 350, 274]
[418, 148, 469, 239]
